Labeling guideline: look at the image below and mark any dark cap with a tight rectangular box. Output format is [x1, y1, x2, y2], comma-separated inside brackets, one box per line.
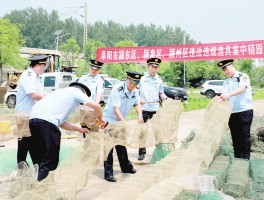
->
[126, 71, 143, 84]
[69, 82, 91, 97]
[147, 58, 161, 67]
[29, 55, 49, 66]
[217, 59, 234, 69]
[90, 59, 104, 70]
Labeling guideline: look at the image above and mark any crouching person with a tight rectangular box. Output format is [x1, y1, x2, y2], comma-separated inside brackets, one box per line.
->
[29, 82, 106, 181]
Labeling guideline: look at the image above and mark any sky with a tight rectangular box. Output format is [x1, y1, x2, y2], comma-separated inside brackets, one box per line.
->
[1, 0, 263, 44]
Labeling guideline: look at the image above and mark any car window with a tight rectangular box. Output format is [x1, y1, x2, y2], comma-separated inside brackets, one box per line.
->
[108, 79, 121, 85]
[44, 76, 56, 87]
[104, 80, 111, 88]
[104, 79, 121, 88]
[208, 81, 224, 86]
[62, 75, 72, 82]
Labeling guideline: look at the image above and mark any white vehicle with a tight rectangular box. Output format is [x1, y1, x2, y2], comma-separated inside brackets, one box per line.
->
[200, 80, 224, 99]
[4, 72, 76, 108]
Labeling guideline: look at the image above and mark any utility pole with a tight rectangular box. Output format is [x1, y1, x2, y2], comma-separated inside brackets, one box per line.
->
[83, 1, 88, 54]
[65, 2, 88, 55]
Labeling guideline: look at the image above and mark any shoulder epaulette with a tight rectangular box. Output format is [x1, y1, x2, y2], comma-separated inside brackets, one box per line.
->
[236, 73, 244, 82]
[117, 86, 123, 92]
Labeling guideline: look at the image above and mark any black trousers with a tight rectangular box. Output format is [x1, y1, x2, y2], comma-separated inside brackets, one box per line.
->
[104, 122, 134, 178]
[138, 110, 157, 155]
[29, 119, 61, 181]
[104, 145, 134, 178]
[17, 137, 38, 165]
[229, 109, 253, 160]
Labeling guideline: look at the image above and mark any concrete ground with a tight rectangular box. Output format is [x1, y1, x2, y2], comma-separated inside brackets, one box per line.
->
[76, 100, 264, 199]
[0, 100, 263, 199]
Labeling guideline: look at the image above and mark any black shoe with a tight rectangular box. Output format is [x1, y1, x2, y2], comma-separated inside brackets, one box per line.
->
[122, 168, 137, 174]
[105, 176, 116, 182]
[138, 154, 145, 161]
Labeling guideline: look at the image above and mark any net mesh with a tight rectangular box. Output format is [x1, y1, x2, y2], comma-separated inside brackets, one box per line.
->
[1, 98, 264, 200]
[0, 100, 181, 199]
[150, 143, 175, 164]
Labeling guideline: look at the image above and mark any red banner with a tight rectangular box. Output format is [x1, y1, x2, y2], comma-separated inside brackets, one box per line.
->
[96, 40, 264, 63]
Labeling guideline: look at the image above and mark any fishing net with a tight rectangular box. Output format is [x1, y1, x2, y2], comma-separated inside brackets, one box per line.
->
[92, 97, 232, 200]
[223, 158, 250, 198]
[0, 100, 181, 199]
[13, 112, 31, 138]
[1, 98, 263, 200]
[150, 143, 175, 164]
[78, 105, 99, 132]
[206, 156, 230, 190]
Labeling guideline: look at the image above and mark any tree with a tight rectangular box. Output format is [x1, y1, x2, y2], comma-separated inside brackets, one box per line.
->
[253, 66, 264, 88]
[63, 17, 83, 49]
[4, 7, 197, 49]
[187, 61, 214, 80]
[83, 39, 105, 62]
[59, 39, 80, 66]
[0, 18, 24, 83]
[4, 8, 63, 49]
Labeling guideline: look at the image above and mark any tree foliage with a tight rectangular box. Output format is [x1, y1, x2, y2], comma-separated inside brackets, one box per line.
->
[0, 18, 24, 67]
[59, 39, 80, 66]
[4, 8, 63, 49]
[254, 66, 264, 87]
[4, 8, 196, 49]
[84, 39, 105, 61]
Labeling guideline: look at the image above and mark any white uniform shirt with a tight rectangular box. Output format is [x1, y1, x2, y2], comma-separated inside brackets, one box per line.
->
[223, 72, 253, 113]
[78, 73, 104, 101]
[103, 81, 140, 123]
[15, 68, 44, 113]
[30, 87, 91, 126]
[139, 72, 164, 112]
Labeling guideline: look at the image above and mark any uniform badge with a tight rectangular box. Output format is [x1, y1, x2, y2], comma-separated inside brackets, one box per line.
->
[27, 71, 31, 76]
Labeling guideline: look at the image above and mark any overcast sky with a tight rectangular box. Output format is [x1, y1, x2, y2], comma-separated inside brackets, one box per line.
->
[1, 0, 263, 44]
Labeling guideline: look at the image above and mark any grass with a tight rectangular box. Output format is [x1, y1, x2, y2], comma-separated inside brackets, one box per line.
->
[252, 88, 264, 101]
[183, 94, 210, 112]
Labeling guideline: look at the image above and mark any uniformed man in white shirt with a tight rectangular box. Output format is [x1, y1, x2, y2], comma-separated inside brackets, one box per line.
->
[29, 82, 106, 181]
[15, 55, 48, 165]
[138, 58, 171, 160]
[78, 59, 104, 104]
[218, 59, 253, 160]
[103, 71, 144, 182]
